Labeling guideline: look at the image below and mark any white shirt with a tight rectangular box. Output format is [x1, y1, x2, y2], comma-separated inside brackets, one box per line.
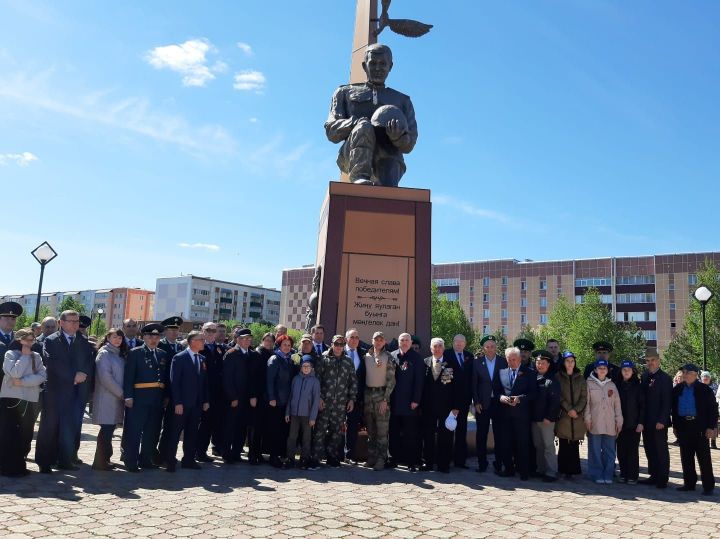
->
[485, 355, 497, 379]
[62, 331, 75, 345]
[313, 341, 324, 355]
[239, 347, 248, 354]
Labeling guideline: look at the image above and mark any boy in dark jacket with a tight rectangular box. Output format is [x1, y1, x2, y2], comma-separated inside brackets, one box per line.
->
[530, 350, 561, 482]
[617, 360, 645, 484]
[285, 356, 321, 469]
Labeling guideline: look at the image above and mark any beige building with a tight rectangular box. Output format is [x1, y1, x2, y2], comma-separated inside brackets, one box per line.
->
[281, 252, 720, 352]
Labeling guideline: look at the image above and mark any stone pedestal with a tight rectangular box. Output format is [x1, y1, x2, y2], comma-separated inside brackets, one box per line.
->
[314, 182, 431, 349]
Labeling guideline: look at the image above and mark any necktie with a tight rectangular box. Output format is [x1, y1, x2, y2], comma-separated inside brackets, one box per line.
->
[194, 354, 200, 373]
[67, 335, 74, 346]
[457, 352, 463, 368]
[1, 333, 9, 344]
[129, 339, 134, 348]
[316, 344, 322, 355]
[510, 369, 516, 386]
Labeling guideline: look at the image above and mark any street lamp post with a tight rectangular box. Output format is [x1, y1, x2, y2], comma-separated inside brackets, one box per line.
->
[31, 242, 58, 322]
[94, 308, 104, 336]
[693, 285, 714, 371]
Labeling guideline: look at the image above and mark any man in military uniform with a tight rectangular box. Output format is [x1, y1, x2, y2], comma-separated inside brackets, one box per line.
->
[514, 339, 536, 370]
[325, 43, 418, 186]
[123, 323, 168, 472]
[0, 302, 22, 387]
[363, 331, 396, 471]
[156, 316, 185, 464]
[583, 341, 619, 380]
[312, 335, 358, 467]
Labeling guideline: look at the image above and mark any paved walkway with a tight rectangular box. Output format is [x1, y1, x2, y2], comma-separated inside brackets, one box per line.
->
[0, 423, 718, 538]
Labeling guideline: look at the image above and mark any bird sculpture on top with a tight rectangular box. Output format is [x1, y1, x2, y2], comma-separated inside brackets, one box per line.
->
[375, 0, 433, 38]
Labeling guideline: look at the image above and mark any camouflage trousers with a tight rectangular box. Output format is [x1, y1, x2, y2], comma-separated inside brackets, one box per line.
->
[312, 401, 346, 461]
[364, 387, 390, 463]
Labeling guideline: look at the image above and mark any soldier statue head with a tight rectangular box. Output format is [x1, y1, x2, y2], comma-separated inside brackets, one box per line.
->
[363, 44, 393, 86]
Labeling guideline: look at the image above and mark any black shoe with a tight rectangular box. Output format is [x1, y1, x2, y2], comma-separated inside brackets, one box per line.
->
[520, 475, 529, 481]
[419, 464, 432, 472]
[408, 466, 418, 472]
[385, 459, 398, 469]
[476, 464, 488, 473]
[181, 461, 201, 470]
[222, 457, 238, 465]
[492, 462, 502, 472]
[211, 447, 222, 457]
[496, 470, 515, 478]
[438, 467, 450, 474]
[269, 456, 283, 468]
[57, 464, 80, 471]
[676, 486, 695, 492]
[91, 464, 113, 471]
[73, 457, 83, 465]
[701, 489, 714, 496]
[282, 458, 295, 469]
[166, 460, 176, 472]
[542, 475, 558, 483]
[638, 478, 656, 485]
[39, 466, 53, 474]
[564, 474, 573, 480]
[455, 464, 469, 469]
[326, 458, 341, 468]
[126, 467, 140, 473]
[140, 462, 159, 470]
[196, 454, 213, 463]
[249, 457, 260, 466]
[307, 459, 319, 471]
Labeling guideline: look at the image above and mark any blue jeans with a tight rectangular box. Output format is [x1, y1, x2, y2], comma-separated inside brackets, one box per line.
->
[587, 433, 617, 481]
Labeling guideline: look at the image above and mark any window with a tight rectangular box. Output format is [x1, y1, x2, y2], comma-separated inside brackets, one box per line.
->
[670, 322, 676, 328]
[501, 276, 508, 285]
[520, 314, 528, 325]
[441, 292, 459, 301]
[500, 325, 507, 335]
[576, 294, 613, 304]
[483, 309, 491, 319]
[483, 293, 490, 303]
[668, 283, 675, 291]
[435, 278, 459, 287]
[688, 274, 698, 285]
[539, 314, 548, 325]
[520, 280, 527, 291]
[469, 302, 473, 307]
[616, 275, 655, 285]
[539, 297, 548, 308]
[520, 298, 528, 307]
[616, 293, 655, 304]
[482, 277, 490, 287]
[669, 303, 676, 310]
[575, 277, 612, 287]
[482, 325, 490, 334]
[539, 279, 547, 290]
[616, 312, 657, 322]
[470, 286, 474, 292]
[642, 330, 657, 340]
[501, 292, 508, 302]
[501, 309, 507, 319]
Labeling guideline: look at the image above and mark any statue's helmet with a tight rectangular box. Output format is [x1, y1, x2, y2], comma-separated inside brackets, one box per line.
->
[371, 105, 407, 132]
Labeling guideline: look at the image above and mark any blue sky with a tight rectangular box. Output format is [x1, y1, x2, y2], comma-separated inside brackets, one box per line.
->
[1, 0, 719, 296]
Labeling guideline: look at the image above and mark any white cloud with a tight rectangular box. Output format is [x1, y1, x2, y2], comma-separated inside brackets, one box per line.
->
[145, 38, 225, 87]
[249, 117, 259, 123]
[0, 152, 38, 166]
[0, 70, 236, 154]
[236, 42, 253, 56]
[178, 243, 220, 252]
[433, 194, 510, 224]
[233, 70, 266, 92]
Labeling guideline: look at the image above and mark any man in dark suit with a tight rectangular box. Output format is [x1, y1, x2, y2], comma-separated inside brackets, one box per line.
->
[35, 310, 90, 472]
[444, 334, 474, 469]
[197, 321, 225, 461]
[221, 328, 257, 463]
[72, 317, 95, 465]
[672, 363, 717, 496]
[472, 334, 508, 473]
[166, 330, 209, 471]
[310, 324, 328, 357]
[156, 316, 185, 464]
[343, 328, 367, 463]
[123, 318, 142, 349]
[388, 332, 424, 471]
[422, 337, 463, 473]
[639, 354, 673, 489]
[0, 302, 22, 387]
[495, 345, 536, 480]
[123, 323, 168, 472]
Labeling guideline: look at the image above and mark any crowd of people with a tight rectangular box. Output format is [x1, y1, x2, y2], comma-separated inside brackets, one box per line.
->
[0, 301, 718, 497]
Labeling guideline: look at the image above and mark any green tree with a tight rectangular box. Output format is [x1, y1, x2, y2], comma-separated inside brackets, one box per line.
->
[15, 305, 52, 329]
[218, 320, 302, 348]
[662, 329, 697, 375]
[90, 318, 108, 338]
[58, 297, 87, 315]
[431, 283, 475, 350]
[536, 289, 646, 372]
[674, 259, 720, 373]
[514, 325, 541, 348]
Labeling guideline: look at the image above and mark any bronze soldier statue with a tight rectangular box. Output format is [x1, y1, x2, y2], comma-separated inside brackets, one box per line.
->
[324, 43, 418, 187]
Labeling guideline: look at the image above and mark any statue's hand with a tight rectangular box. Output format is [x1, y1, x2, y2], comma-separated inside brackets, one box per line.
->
[386, 119, 405, 142]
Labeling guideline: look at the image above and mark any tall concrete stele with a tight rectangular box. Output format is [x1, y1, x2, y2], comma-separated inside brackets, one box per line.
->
[308, 0, 433, 350]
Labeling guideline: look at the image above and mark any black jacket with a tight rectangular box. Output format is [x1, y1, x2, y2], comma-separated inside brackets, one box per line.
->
[202, 342, 225, 404]
[421, 355, 463, 419]
[472, 354, 508, 410]
[672, 381, 719, 431]
[222, 347, 257, 406]
[390, 348, 424, 416]
[618, 377, 645, 431]
[531, 371, 561, 423]
[498, 364, 537, 420]
[253, 346, 272, 401]
[170, 349, 209, 408]
[42, 331, 92, 397]
[641, 368, 672, 427]
[345, 345, 367, 404]
[444, 348, 474, 408]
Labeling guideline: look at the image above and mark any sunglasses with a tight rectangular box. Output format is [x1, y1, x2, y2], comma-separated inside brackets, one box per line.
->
[333, 342, 345, 346]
